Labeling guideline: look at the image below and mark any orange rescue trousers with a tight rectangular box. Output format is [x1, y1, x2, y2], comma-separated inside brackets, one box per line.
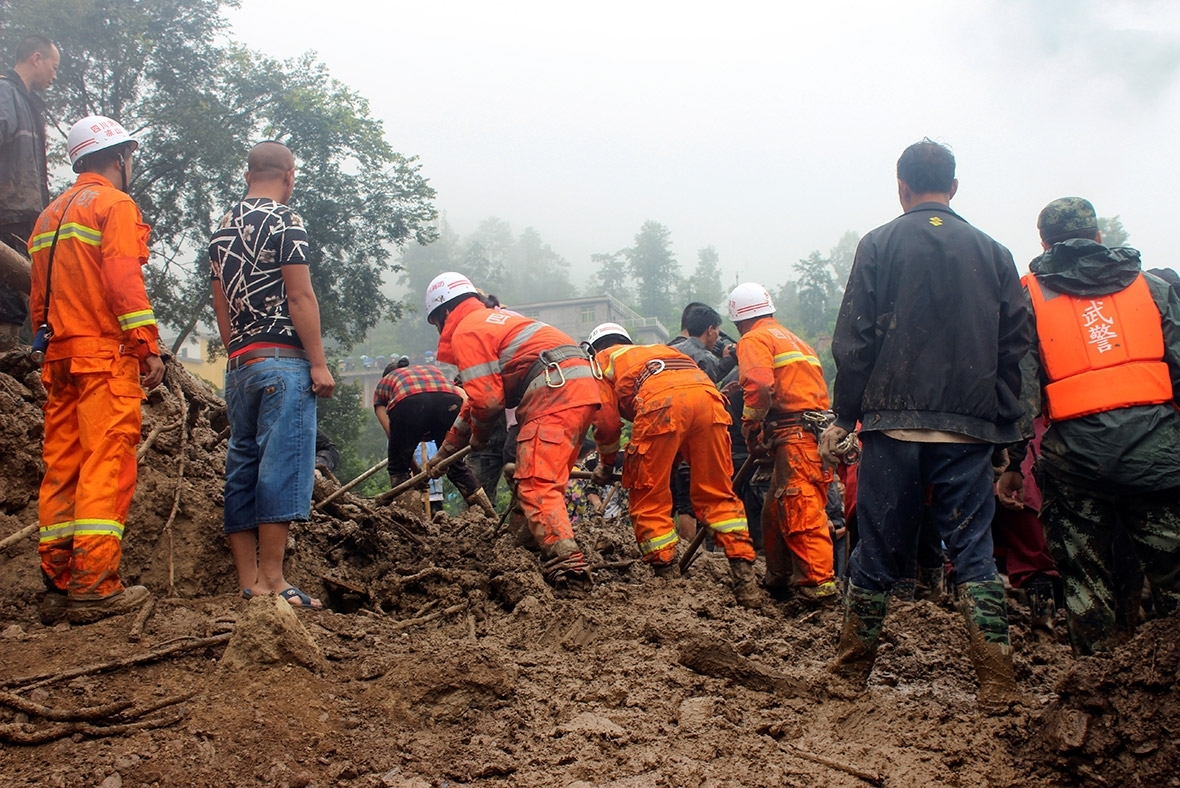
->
[514, 404, 598, 552]
[624, 383, 754, 565]
[38, 354, 143, 600]
[762, 425, 835, 588]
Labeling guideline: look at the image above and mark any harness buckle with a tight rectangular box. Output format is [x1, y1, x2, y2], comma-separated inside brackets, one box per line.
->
[645, 359, 666, 376]
[540, 350, 567, 389]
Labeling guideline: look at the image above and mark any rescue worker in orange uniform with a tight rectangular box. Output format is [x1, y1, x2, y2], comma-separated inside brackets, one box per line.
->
[422, 272, 600, 585]
[28, 116, 163, 624]
[728, 283, 838, 604]
[586, 322, 760, 607]
[998, 197, 1180, 655]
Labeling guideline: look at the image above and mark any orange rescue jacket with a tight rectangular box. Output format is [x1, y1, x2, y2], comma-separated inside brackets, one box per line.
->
[438, 297, 599, 446]
[591, 343, 717, 462]
[1026, 273, 1172, 421]
[28, 173, 158, 362]
[736, 316, 829, 424]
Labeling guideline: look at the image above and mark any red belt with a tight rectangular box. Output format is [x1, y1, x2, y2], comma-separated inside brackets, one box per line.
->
[227, 346, 308, 371]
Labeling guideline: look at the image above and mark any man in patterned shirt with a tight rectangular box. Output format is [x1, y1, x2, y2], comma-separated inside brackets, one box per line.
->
[209, 140, 334, 610]
[372, 358, 494, 514]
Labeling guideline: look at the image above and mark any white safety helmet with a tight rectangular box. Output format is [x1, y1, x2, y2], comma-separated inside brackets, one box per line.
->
[587, 322, 632, 350]
[727, 282, 775, 323]
[67, 115, 138, 173]
[424, 271, 478, 322]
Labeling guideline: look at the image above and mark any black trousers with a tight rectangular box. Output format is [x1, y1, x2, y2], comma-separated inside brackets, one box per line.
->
[387, 392, 479, 498]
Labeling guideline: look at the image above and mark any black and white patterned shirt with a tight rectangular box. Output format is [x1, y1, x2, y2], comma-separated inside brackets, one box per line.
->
[208, 197, 310, 353]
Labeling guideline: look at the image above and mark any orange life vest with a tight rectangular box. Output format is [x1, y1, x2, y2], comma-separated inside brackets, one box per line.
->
[1025, 272, 1171, 421]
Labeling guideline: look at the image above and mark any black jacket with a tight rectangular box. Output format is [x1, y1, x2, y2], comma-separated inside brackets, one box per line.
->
[0, 69, 50, 226]
[831, 202, 1030, 443]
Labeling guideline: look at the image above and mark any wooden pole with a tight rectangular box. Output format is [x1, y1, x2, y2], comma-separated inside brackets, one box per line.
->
[679, 455, 755, 573]
[314, 457, 390, 510]
[373, 445, 472, 506]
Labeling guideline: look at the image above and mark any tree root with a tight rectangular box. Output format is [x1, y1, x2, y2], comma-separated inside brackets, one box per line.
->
[388, 602, 466, 632]
[128, 597, 157, 642]
[4, 634, 231, 692]
[0, 706, 188, 745]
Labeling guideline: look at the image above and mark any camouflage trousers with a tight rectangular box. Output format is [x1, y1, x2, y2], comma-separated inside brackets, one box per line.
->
[1038, 471, 1180, 655]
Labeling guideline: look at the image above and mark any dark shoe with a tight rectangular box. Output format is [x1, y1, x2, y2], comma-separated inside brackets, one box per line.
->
[915, 564, 947, 602]
[729, 559, 761, 609]
[39, 591, 68, 625]
[892, 576, 916, 601]
[1025, 575, 1057, 632]
[278, 586, 324, 610]
[66, 585, 151, 624]
[798, 580, 840, 607]
[826, 584, 888, 694]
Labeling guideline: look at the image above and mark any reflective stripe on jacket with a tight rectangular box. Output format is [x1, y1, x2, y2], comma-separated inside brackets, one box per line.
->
[28, 173, 158, 362]
[438, 297, 598, 446]
[591, 343, 713, 460]
[1026, 272, 1172, 421]
[736, 316, 829, 423]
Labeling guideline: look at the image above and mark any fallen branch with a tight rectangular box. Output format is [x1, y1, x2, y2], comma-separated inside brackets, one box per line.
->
[387, 602, 466, 632]
[0, 706, 187, 745]
[316, 457, 390, 509]
[5, 633, 231, 692]
[0, 690, 133, 721]
[162, 378, 189, 595]
[136, 415, 183, 462]
[779, 741, 883, 787]
[0, 523, 37, 551]
[588, 559, 637, 571]
[128, 597, 157, 642]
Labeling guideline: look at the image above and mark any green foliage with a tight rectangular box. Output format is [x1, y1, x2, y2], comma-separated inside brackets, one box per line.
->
[1098, 215, 1130, 248]
[627, 220, 680, 322]
[794, 250, 837, 338]
[2, 0, 438, 353]
[587, 250, 631, 302]
[685, 245, 725, 310]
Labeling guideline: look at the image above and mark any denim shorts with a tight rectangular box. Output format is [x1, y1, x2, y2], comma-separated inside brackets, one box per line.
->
[223, 357, 316, 532]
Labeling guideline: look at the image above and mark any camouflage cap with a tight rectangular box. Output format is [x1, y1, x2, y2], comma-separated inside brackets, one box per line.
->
[1037, 197, 1098, 243]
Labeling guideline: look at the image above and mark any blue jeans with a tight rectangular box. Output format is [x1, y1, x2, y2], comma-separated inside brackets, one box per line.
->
[223, 357, 316, 532]
[849, 431, 998, 592]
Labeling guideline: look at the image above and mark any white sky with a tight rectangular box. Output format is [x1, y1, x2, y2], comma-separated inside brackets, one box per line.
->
[226, 0, 1180, 292]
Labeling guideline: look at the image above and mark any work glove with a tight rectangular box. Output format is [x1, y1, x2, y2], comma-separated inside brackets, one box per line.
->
[742, 421, 767, 457]
[590, 460, 614, 487]
[818, 424, 849, 472]
[423, 442, 457, 478]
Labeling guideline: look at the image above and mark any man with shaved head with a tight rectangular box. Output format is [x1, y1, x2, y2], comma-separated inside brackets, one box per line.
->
[209, 140, 335, 610]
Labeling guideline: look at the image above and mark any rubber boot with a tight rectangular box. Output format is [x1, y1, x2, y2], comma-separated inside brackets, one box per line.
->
[651, 561, 679, 579]
[958, 580, 1022, 713]
[464, 488, 496, 517]
[729, 558, 761, 609]
[1025, 575, 1056, 633]
[541, 538, 593, 588]
[915, 564, 947, 602]
[826, 584, 888, 697]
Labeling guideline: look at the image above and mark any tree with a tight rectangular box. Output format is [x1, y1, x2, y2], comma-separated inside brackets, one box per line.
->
[828, 230, 860, 292]
[509, 227, 575, 304]
[1098, 215, 1130, 248]
[627, 220, 679, 321]
[794, 251, 836, 338]
[3, 0, 438, 352]
[685, 245, 725, 309]
[586, 251, 631, 303]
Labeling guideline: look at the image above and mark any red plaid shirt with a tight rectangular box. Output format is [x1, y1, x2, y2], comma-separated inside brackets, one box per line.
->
[373, 365, 459, 410]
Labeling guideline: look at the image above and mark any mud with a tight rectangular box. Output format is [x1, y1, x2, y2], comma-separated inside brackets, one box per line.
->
[0, 352, 1175, 787]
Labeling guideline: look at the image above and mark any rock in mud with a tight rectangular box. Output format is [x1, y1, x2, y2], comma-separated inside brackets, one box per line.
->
[220, 594, 327, 672]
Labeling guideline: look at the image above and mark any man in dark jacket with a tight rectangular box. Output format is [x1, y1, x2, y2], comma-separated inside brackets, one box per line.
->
[0, 35, 58, 346]
[998, 197, 1180, 656]
[821, 138, 1030, 711]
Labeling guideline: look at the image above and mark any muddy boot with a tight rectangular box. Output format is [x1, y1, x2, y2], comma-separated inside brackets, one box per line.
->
[541, 539, 593, 588]
[915, 564, 946, 602]
[729, 559, 761, 609]
[1025, 575, 1056, 633]
[826, 584, 888, 697]
[958, 580, 1023, 714]
[651, 561, 679, 579]
[892, 576, 916, 601]
[39, 591, 68, 625]
[464, 488, 496, 517]
[798, 579, 840, 607]
[66, 585, 151, 625]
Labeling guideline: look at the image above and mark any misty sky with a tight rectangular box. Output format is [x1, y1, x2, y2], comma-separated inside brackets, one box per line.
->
[225, 0, 1180, 295]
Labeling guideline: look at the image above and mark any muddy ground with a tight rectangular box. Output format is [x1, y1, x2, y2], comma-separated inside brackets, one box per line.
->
[0, 353, 1175, 788]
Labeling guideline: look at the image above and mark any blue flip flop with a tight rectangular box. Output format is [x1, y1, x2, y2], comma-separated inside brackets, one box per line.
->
[278, 586, 323, 610]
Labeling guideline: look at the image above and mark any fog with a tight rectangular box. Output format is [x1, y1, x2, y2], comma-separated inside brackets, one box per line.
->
[226, 0, 1180, 290]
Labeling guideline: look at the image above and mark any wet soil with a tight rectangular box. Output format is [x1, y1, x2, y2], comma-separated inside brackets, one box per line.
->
[0, 352, 1175, 788]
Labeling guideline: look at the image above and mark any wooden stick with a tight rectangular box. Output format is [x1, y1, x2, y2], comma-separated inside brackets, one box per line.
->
[162, 378, 188, 596]
[128, 597, 157, 642]
[569, 469, 623, 483]
[0, 523, 37, 551]
[779, 742, 883, 787]
[136, 416, 182, 462]
[387, 602, 466, 632]
[680, 455, 755, 573]
[0, 690, 133, 722]
[315, 457, 390, 510]
[4, 634, 231, 692]
[373, 445, 473, 505]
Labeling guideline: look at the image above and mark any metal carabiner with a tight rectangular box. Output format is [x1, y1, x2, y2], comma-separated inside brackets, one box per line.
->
[544, 361, 567, 388]
[580, 341, 604, 379]
[645, 359, 666, 376]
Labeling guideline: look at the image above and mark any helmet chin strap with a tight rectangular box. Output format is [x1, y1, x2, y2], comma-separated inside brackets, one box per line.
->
[117, 154, 129, 193]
